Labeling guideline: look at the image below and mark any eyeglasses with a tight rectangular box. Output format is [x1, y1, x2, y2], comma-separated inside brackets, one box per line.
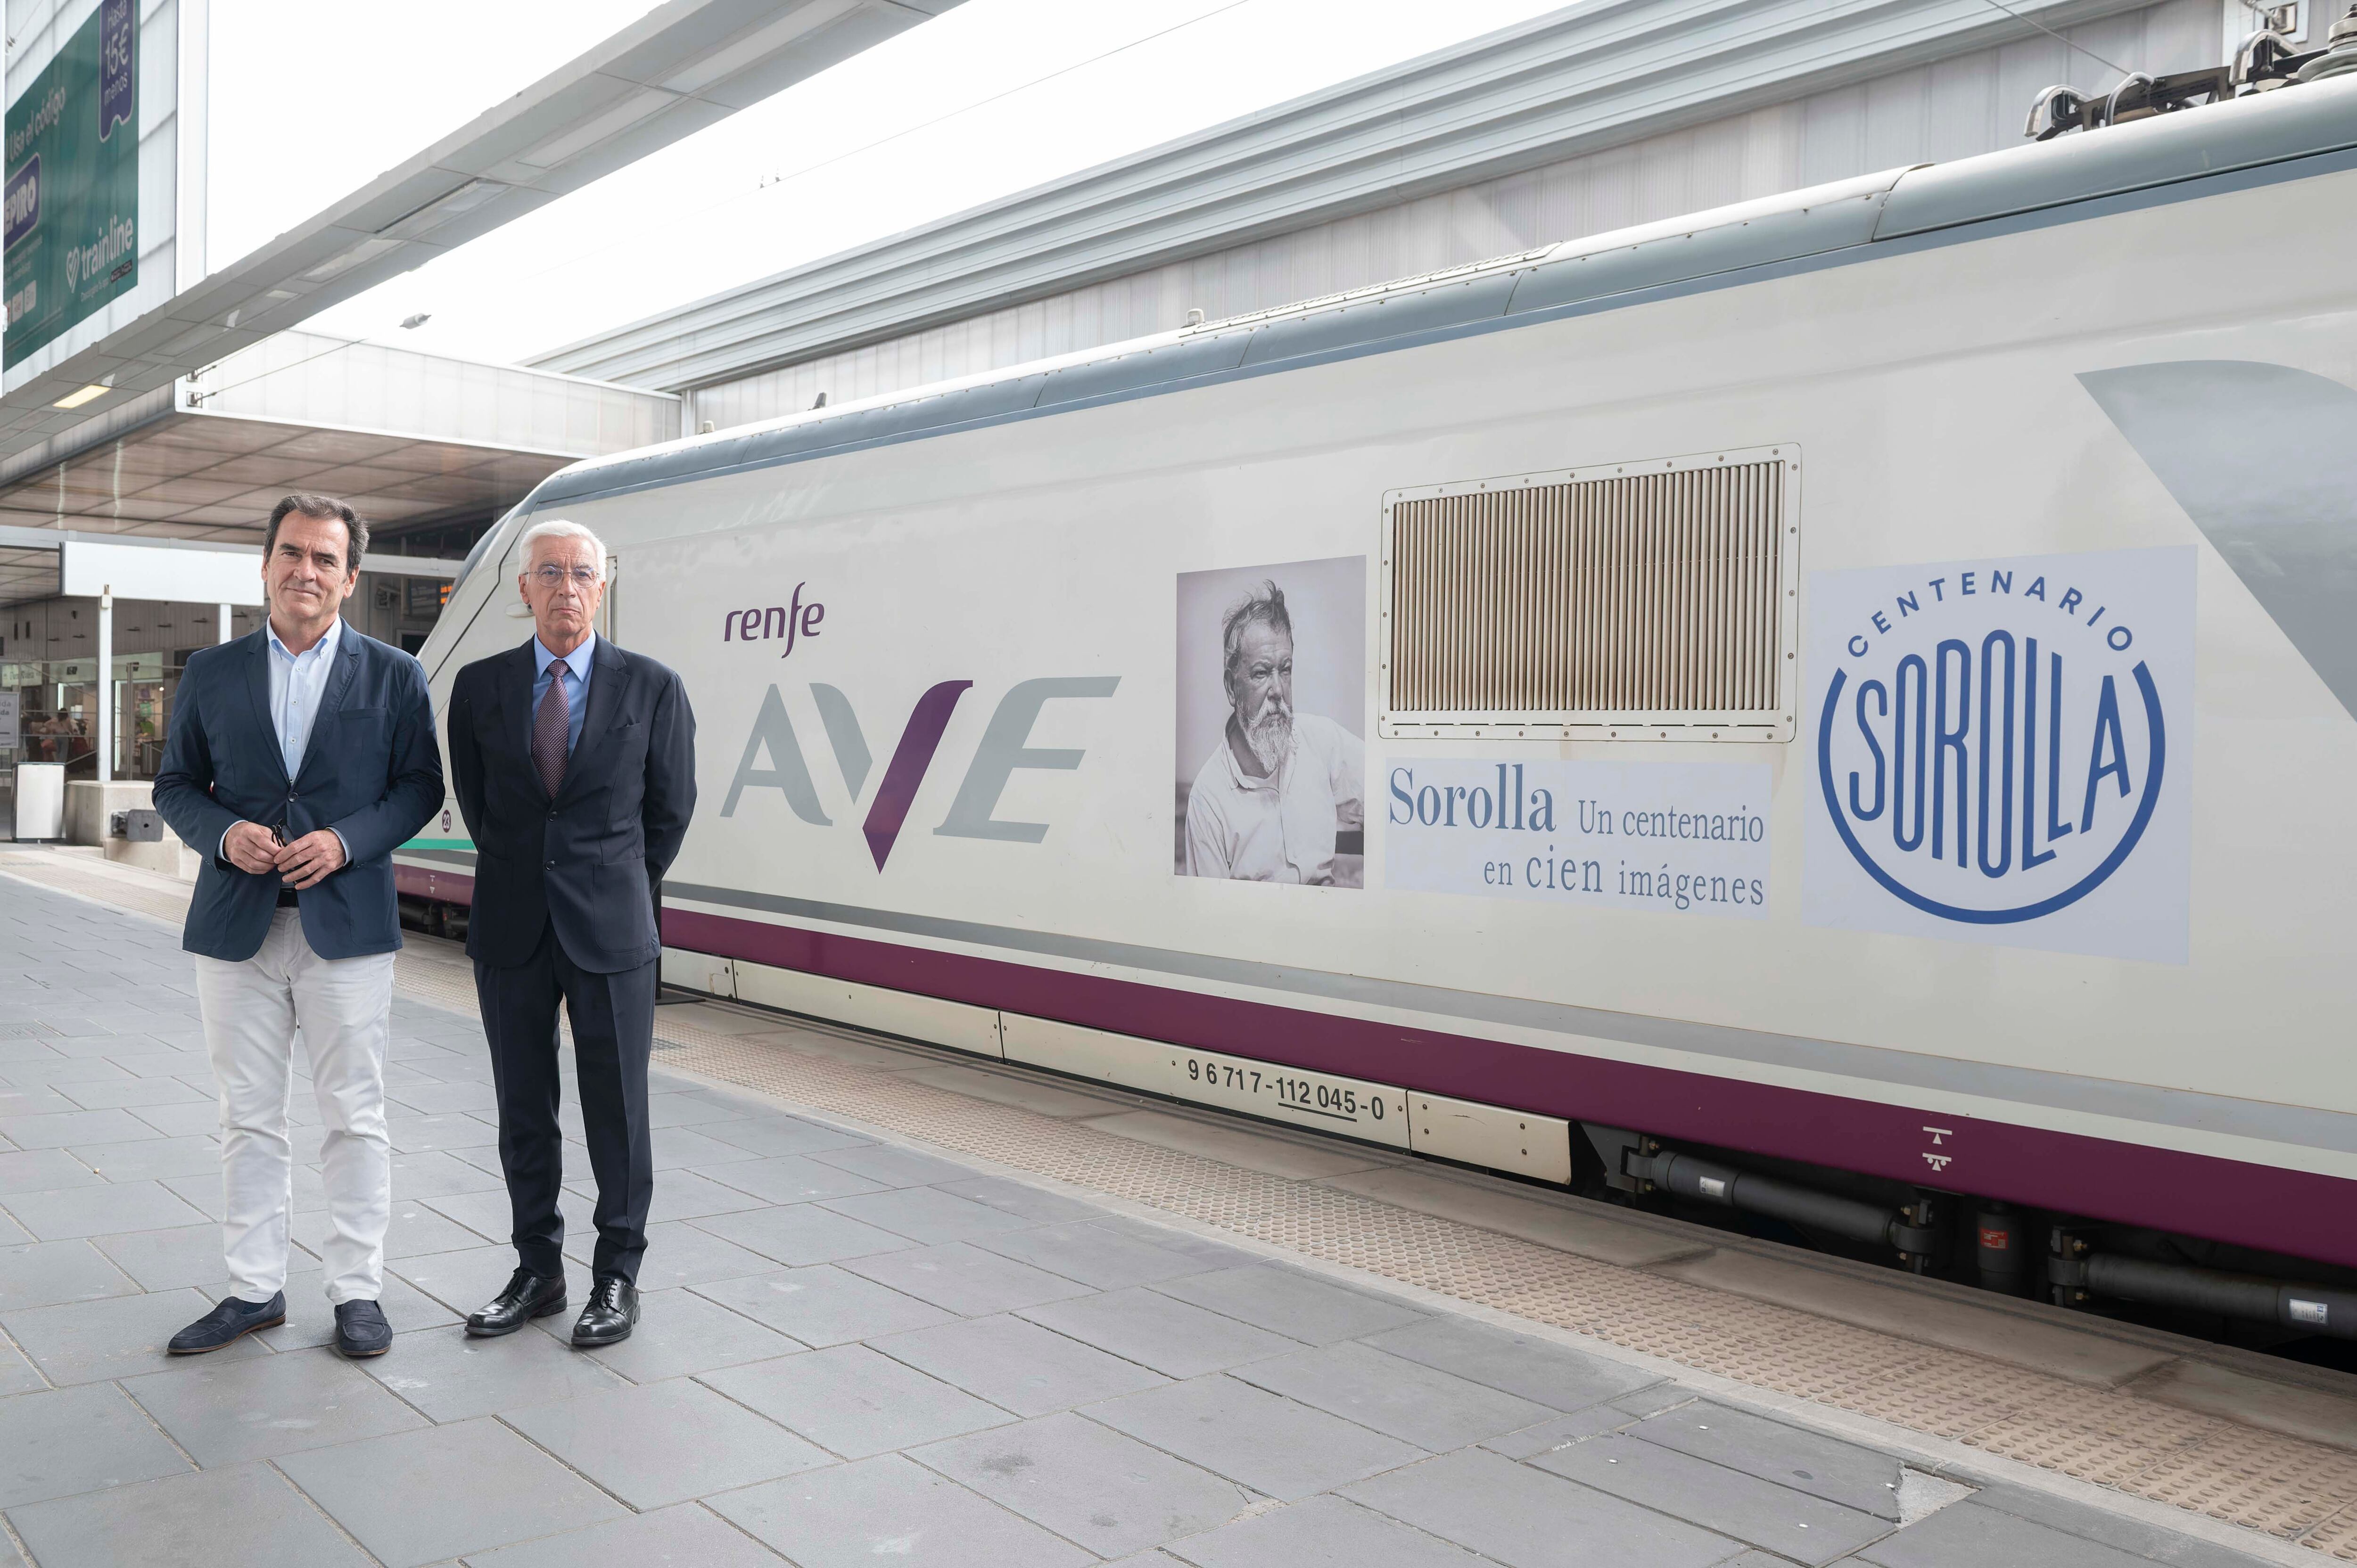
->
[530, 565, 601, 588]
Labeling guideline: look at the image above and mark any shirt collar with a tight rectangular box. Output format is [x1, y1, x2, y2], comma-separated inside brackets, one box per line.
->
[535, 632, 595, 682]
[267, 614, 342, 664]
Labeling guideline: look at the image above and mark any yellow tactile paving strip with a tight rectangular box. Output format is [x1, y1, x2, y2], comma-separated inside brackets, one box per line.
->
[620, 1029, 2357, 1552]
[9, 849, 2356, 1555]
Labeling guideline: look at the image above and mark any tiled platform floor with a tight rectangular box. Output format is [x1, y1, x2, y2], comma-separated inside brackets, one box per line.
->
[0, 872, 2275, 1567]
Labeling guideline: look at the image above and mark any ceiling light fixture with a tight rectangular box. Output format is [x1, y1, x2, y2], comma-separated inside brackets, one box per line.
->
[400, 313, 432, 330]
[661, 0, 861, 95]
[51, 383, 111, 409]
[375, 179, 508, 242]
[297, 235, 403, 285]
[513, 89, 674, 171]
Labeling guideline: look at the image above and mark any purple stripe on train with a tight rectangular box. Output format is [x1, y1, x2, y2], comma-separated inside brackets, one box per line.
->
[666, 906, 2357, 1273]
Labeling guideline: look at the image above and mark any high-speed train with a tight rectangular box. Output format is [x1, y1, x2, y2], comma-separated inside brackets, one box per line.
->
[403, 69, 2357, 1339]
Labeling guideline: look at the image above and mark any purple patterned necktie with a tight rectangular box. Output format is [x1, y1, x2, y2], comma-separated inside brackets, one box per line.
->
[531, 667, 569, 797]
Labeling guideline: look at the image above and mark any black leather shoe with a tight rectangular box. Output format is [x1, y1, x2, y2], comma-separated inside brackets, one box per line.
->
[334, 1299, 393, 1358]
[466, 1269, 568, 1337]
[571, 1276, 639, 1346]
[168, 1292, 286, 1354]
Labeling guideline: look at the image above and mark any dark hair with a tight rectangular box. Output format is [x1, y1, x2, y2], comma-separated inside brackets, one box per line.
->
[264, 494, 368, 573]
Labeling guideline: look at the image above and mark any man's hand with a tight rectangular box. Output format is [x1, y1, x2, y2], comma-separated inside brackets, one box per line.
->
[222, 821, 281, 875]
[274, 829, 347, 890]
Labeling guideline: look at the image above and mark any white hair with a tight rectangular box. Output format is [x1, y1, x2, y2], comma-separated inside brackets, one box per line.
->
[518, 518, 609, 579]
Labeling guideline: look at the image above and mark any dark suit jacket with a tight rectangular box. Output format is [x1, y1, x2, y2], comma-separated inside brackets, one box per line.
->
[446, 635, 696, 974]
[153, 624, 443, 962]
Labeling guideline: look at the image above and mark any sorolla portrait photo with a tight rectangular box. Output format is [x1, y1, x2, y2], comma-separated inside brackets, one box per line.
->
[1173, 555, 1366, 887]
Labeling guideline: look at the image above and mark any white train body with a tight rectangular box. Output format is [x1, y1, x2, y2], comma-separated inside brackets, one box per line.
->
[407, 79, 2357, 1270]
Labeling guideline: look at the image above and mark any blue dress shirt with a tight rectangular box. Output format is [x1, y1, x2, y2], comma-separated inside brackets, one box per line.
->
[223, 615, 348, 860]
[532, 634, 595, 755]
[270, 613, 343, 779]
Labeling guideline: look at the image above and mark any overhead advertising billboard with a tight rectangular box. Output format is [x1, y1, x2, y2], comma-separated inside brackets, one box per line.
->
[3, 0, 139, 369]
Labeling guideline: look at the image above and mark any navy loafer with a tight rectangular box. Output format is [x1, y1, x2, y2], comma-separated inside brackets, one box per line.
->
[335, 1292, 394, 1358]
[168, 1292, 286, 1354]
[334, 1300, 393, 1358]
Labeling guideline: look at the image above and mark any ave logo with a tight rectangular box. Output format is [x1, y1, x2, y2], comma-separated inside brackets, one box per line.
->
[720, 677, 1120, 870]
[1804, 547, 2193, 963]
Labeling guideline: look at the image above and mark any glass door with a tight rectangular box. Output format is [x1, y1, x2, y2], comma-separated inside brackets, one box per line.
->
[119, 679, 167, 779]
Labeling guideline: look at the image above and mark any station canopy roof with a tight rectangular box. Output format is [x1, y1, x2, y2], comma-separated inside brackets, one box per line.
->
[0, 331, 677, 605]
[0, 0, 963, 606]
[0, 0, 962, 464]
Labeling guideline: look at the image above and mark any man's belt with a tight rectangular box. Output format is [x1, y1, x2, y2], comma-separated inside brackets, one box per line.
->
[276, 888, 300, 909]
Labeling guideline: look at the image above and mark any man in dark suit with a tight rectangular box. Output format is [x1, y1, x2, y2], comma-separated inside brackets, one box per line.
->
[152, 494, 443, 1360]
[445, 518, 695, 1346]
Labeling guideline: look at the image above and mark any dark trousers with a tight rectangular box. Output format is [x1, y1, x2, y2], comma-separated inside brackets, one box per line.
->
[474, 922, 657, 1284]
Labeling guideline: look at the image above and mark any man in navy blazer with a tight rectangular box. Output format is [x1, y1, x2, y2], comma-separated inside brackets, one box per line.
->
[445, 518, 695, 1346]
[152, 495, 442, 1360]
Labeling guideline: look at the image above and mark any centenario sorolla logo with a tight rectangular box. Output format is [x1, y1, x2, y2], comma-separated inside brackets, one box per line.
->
[1807, 547, 2192, 960]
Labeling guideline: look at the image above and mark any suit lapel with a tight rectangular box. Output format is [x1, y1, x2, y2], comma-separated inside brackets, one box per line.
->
[240, 629, 276, 770]
[293, 624, 362, 784]
[502, 640, 543, 799]
[556, 637, 627, 802]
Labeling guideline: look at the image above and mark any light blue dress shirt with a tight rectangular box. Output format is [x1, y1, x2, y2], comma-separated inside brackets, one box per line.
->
[269, 614, 343, 780]
[222, 615, 347, 862]
[532, 634, 595, 755]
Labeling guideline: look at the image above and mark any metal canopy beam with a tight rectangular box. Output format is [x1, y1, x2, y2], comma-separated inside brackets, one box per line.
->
[531, 0, 2161, 392]
[0, 0, 964, 459]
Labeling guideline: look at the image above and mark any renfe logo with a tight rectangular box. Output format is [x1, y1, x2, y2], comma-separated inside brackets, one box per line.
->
[1805, 547, 2193, 961]
[723, 583, 824, 657]
[720, 677, 1120, 870]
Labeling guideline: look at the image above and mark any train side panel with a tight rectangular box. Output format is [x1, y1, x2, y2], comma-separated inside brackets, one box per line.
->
[405, 155, 2357, 1265]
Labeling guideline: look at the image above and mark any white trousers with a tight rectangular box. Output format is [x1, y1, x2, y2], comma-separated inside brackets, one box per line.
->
[193, 908, 395, 1305]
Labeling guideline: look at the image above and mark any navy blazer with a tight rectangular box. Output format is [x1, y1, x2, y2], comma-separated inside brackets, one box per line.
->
[446, 636, 696, 975]
[153, 623, 443, 962]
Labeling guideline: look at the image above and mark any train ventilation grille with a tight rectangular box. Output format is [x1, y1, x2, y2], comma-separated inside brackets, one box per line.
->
[1381, 447, 1800, 741]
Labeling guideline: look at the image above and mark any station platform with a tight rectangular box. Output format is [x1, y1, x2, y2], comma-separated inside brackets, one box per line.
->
[1, 848, 2351, 1567]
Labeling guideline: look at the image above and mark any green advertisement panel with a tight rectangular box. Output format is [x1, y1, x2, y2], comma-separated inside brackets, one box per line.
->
[4, 0, 139, 370]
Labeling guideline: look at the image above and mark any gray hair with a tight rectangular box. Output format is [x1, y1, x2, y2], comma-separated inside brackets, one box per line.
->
[1220, 580, 1292, 691]
[518, 518, 609, 580]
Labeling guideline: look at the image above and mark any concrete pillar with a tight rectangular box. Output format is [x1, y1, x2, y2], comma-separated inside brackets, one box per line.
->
[96, 587, 112, 784]
[217, 603, 232, 644]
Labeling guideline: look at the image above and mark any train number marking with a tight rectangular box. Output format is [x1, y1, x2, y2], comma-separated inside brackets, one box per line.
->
[1184, 1054, 1381, 1124]
[1162, 1050, 1407, 1148]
